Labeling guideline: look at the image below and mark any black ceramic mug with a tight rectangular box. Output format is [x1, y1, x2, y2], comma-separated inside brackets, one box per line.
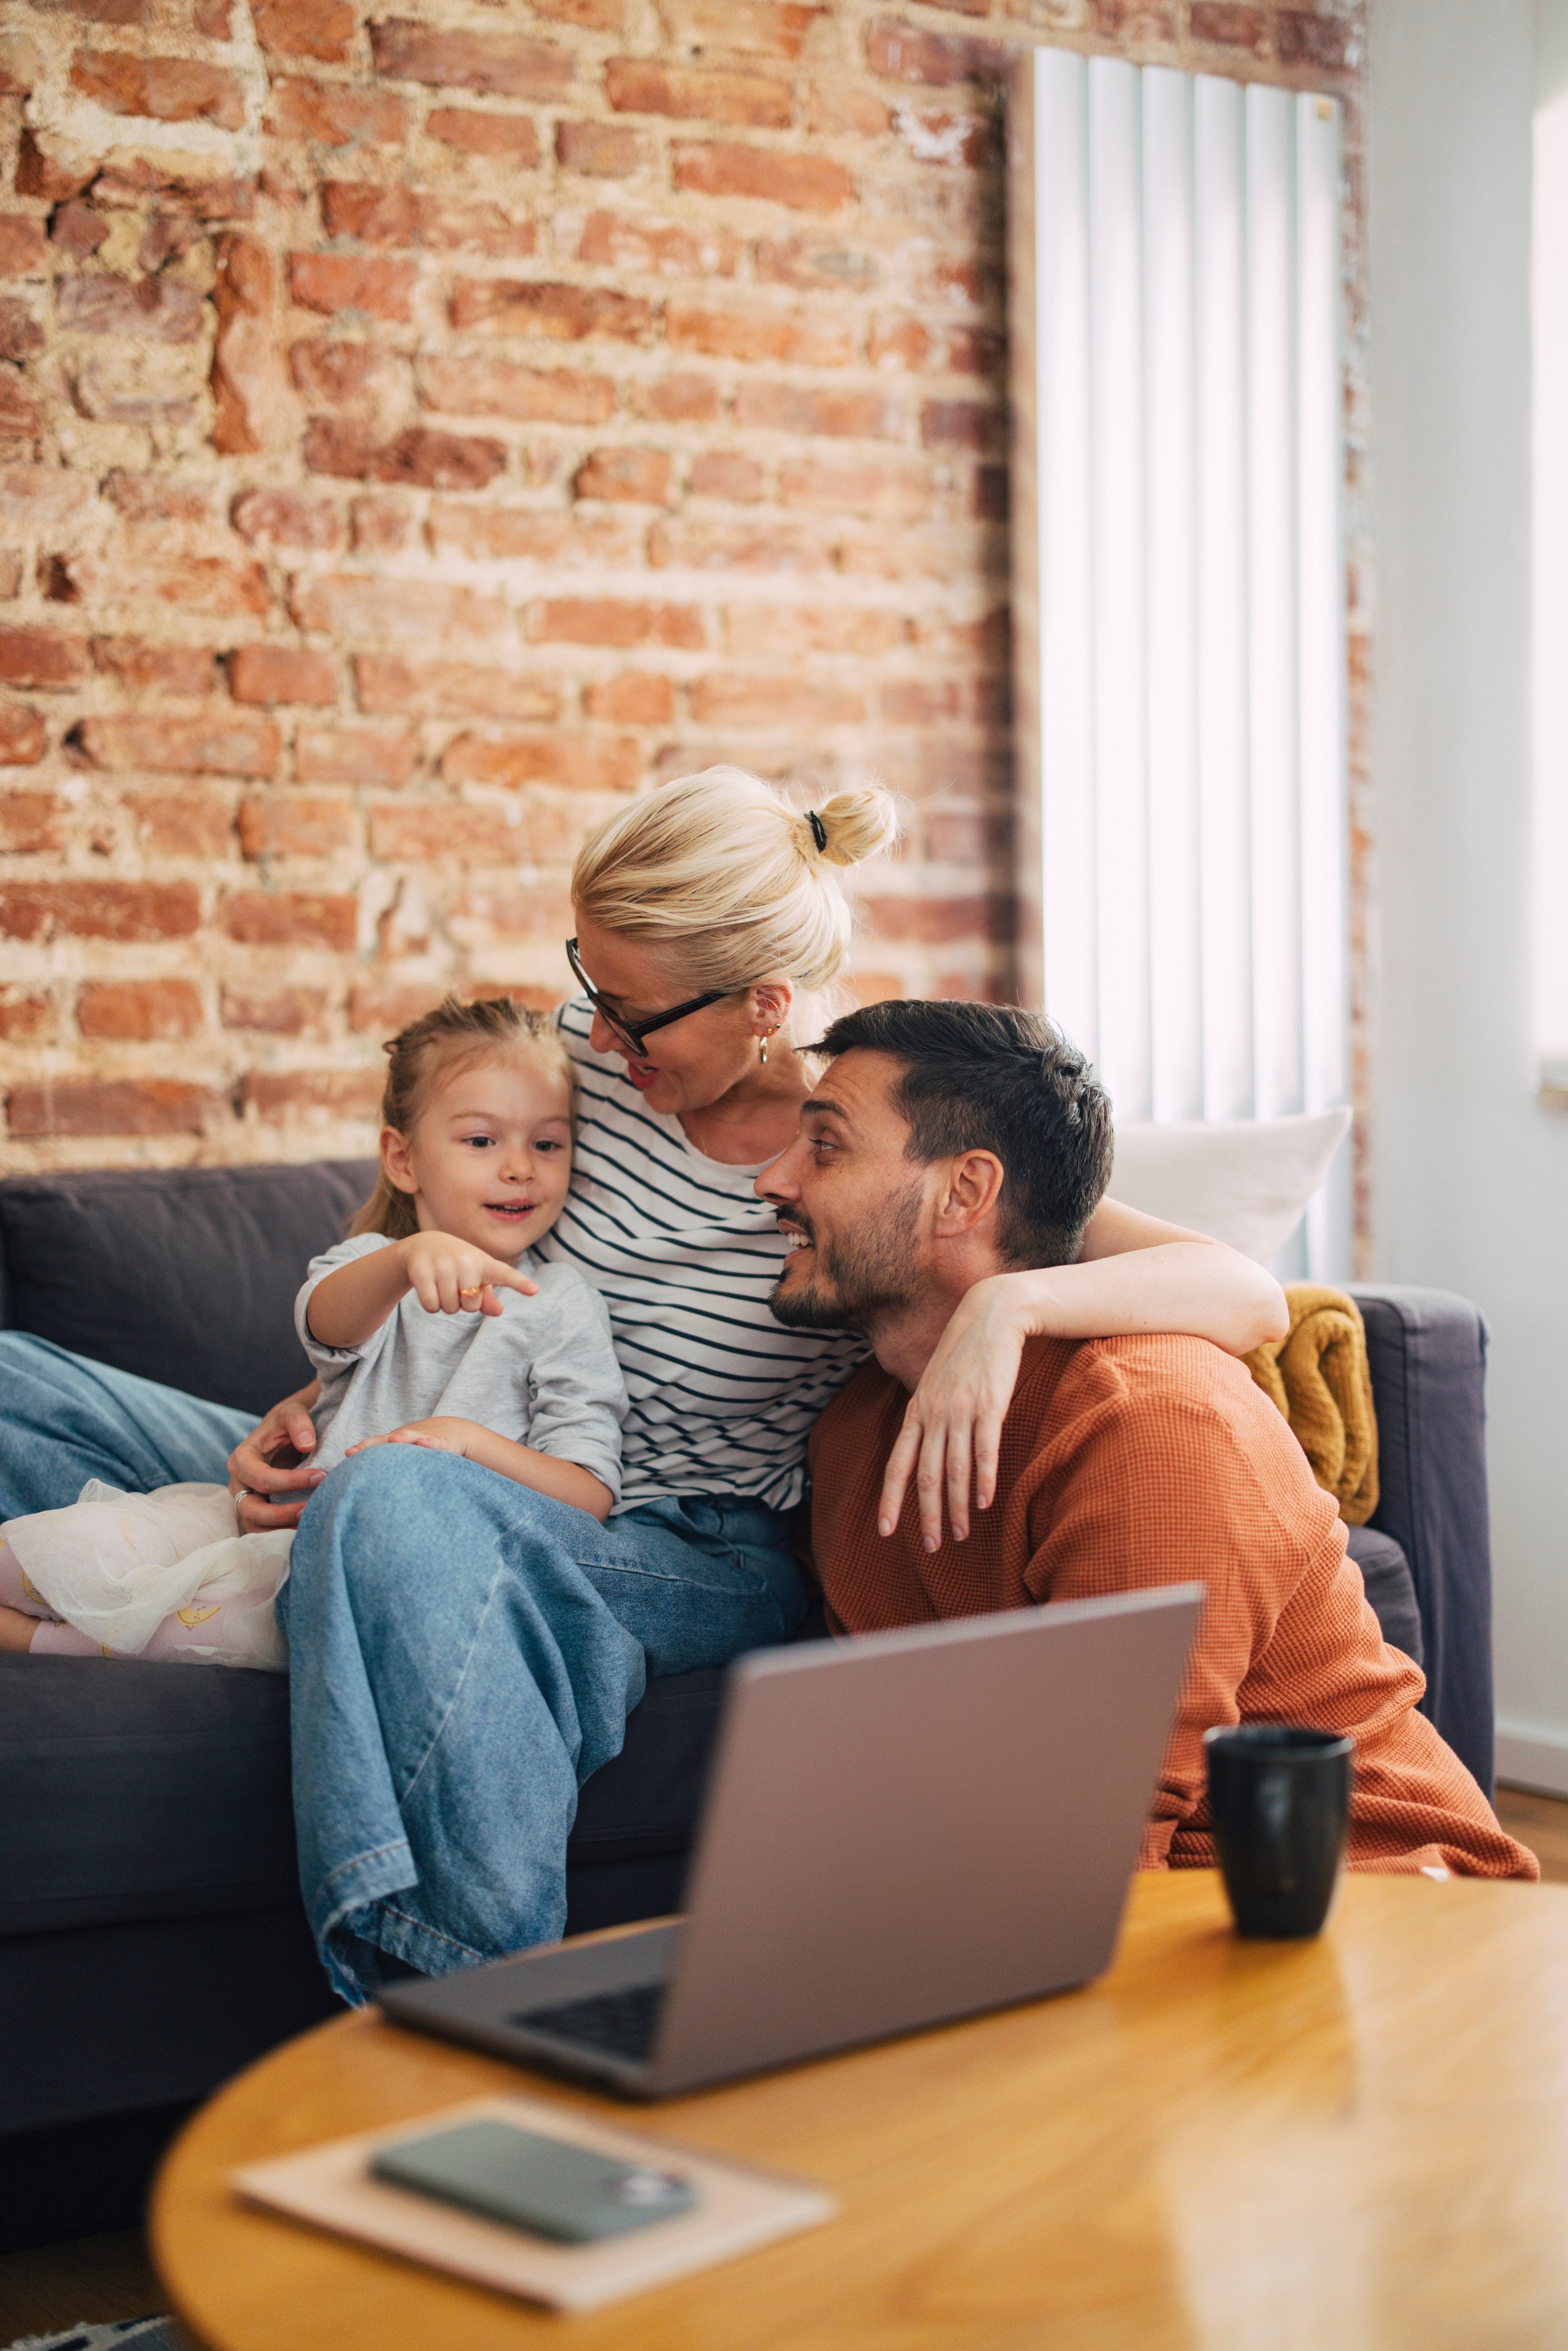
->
[1204, 1724, 1354, 1938]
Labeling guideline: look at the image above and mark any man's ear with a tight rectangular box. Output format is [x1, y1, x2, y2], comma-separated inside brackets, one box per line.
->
[932, 1149, 1005, 1239]
[380, 1125, 419, 1197]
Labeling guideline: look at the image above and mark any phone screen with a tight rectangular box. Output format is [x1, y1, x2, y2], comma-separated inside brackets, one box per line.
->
[371, 2119, 697, 2243]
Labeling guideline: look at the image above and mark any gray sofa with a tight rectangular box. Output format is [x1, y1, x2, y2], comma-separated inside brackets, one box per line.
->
[0, 1158, 1496, 2248]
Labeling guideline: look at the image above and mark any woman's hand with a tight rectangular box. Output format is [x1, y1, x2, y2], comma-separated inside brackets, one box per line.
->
[346, 1416, 479, 1457]
[228, 1382, 325, 1534]
[402, 1231, 539, 1318]
[877, 1275, 1028, 1551]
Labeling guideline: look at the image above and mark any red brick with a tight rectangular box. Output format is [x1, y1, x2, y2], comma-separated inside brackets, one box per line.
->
[77, 978, 204, 1040]
[350, 495, 411, 555]
[627, 372, 721, 424]
[221, 984, 329, 1035]
[449, 279, 655, 341]
[75, 552, 270, 619]
[666, 296, 849, 364]
[267, 79, 406, 144]
[691, 451, 764, 502]
[462, 979, 563, 1014]
[0, 790, 61, 850]
[1187, 2, 1267, 48]
[229, 644, 338, 707]
[417, 354, 615, 424]
[0, 370, 41, 446]
[0, 879, 200, 941]
[584, 672, 675, 723]
[0, 626, 88, 689]
[348, 977, 449, 1034]
[752, 232, 879, 291]
[57, 273, 204, 341]
[658, 0, 821, 56]
[368, 798, 544, 863]
[244, 1068, 383, 1120]
[440, 731, 643, 792]
[92, 639, 217, 695]
[319, 183, 534, 259]
[15, 134, 94, 203]
[528, 598, 703, 649]
[859, 891, 1000, 943]
[894, 106, 994, 168]
[369, 20, 573, 99]
[225, 888, 357, 948]
[0, 298, 43, 360]
[123, 790, 229, 860]
[0, 986, 54, 1041]
[7, 1078, 216, 1138]
[0, 704, 46, 762]
[426, 504, 640, 565]
[305, 416, 508, 492]
[212, 231, 282, 458]
[232, 488, 343, 551]
[429, 108, 542, 164]
[862, 19, 1006, 85]
[74, 713, 280, 777]
[290, 574, 511, 644]
[288, 341, 382, 405]
[921, 396, 1000, 450]
[557, 119, 642, 176]
[869, 317, 930, 381]
[779, 453, 932, 515]
[1274, 11, 1354, 69]
[689, 673, 863, 727]
[736, 383, 897, 438]
[672, 143, 852, 211]
[294, 723, 417, 785]
[575, 209, 739, 278]
[71, 51, 246, 130]
[239, 790, 357, 858]
[102, 473, 211, 526]
[883, 677, 963, 723]
[0, 217, 48, 277]
[573, 447, 673, 506]
[253, 0, 355, 63]
[288, 253, 416, 322]
[647, 515, 822, 571]
[62, 0, 150, 21]
[355, 655, 560, 723]
[605, 58, 792, 127]
[724, 602, 904, 655]
[194, 0, 232, 27]
[450, 880, 577, 935]
[972, 463, 1007, 521]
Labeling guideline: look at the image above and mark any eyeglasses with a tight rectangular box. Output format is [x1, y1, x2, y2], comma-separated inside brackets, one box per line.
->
[565, 937, 740, 1059]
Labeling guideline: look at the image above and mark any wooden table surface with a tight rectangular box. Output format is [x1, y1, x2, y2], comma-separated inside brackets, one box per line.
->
[152, 1870, 1568, 2351]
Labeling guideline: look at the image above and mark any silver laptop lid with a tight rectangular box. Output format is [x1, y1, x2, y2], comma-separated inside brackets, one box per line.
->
[647, 1584, 1201, 2091]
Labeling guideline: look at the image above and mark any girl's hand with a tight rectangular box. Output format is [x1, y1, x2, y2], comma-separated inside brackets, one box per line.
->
[228, 1382, 326, 1534]
[877, 1275, 1030, 1551]
[346, 1417, 479, 1457]
[401, 1231, 540, 1318]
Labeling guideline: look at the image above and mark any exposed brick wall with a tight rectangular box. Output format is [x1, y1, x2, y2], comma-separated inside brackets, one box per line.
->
[0, 0, 1362, 1173]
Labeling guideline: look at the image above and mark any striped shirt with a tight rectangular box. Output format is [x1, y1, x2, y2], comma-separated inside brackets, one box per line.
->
[538, 997, 866, 1513]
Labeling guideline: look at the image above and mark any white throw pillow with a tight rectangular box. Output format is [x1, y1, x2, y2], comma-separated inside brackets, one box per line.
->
[1108, 1107, 1353, 1266]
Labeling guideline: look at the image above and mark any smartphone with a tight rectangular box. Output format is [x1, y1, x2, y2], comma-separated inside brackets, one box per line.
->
[371, 2119, 697, 2244]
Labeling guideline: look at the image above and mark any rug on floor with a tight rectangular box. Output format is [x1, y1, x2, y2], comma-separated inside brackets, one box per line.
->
[4, 2321, 177, 2351]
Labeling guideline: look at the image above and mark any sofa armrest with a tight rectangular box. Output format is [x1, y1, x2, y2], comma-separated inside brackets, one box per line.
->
[1349, 1285, 1494, 1795]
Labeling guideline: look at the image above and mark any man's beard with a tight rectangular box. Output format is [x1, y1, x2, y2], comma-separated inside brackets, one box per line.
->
[768, 1178, 925, 1334]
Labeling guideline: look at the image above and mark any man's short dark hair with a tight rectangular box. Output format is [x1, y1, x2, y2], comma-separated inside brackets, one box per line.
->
[814, 1000, 1113, 1269]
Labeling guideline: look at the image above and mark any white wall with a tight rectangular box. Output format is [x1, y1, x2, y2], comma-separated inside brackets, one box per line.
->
[1368, 0, 1568, 1789]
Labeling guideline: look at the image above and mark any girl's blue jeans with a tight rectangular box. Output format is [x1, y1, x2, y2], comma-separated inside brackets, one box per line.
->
[0, 1333, 809, 2001]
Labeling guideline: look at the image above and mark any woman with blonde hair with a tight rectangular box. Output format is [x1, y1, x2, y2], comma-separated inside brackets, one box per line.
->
[0, 768, 1285, 1998]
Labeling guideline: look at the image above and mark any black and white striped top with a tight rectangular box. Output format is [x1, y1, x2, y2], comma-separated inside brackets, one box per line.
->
[537, 998, 866, 1513]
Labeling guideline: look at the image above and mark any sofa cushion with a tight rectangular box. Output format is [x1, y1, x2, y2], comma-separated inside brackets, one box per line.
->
[0, 1653, 727, 1942]
[0, 1160, 377, 1417]
[1345, 1524, 1422, 1668]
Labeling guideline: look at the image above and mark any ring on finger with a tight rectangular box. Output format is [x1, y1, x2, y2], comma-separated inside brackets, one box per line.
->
[458, 1284, 483, 1300]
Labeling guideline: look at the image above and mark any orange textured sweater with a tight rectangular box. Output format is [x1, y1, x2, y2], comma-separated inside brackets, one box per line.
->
[807, 1332, 1535, 1881]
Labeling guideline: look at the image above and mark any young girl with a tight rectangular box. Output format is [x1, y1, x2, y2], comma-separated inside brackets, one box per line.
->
[0, 997, 625, 1669]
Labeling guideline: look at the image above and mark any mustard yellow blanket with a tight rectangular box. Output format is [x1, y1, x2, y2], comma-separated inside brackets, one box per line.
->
[1244, 1285, 1379, 1526]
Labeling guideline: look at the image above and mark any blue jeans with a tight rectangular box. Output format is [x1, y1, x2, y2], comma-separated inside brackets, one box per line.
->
[0, 1334, 808, 2002]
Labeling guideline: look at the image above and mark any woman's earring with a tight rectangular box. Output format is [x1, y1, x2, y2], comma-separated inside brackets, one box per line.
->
[759, 1025, 777, 1065]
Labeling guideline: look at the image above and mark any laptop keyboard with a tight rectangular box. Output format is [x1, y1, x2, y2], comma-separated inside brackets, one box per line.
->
[509, 1980, 667, 2063]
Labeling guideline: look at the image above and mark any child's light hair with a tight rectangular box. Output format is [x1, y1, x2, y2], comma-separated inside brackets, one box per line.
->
[349, 995, 573, 1242]
[571, 766, 900, 998]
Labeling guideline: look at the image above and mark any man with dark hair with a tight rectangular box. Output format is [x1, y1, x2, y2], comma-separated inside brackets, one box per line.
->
[762, 1001, 1531, 1880]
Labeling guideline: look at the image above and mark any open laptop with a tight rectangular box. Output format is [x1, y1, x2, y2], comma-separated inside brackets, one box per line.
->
[380, 1584, 1202, 2098]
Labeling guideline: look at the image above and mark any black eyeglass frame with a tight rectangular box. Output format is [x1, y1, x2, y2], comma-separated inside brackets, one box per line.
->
[565, 937, 745, 1057]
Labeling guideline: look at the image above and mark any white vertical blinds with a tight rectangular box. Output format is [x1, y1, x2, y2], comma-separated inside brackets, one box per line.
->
[1009, 50, 1350, 1273]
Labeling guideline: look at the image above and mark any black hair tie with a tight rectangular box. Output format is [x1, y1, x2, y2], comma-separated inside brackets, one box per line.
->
[807, 809, 827, 852]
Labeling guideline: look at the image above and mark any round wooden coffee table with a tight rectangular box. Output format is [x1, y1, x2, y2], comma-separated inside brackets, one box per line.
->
[153, 1870, 1568, 2349]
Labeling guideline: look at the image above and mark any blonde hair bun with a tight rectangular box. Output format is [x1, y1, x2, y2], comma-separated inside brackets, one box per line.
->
[573, 765, 901, 997]
[800, 787, 901, 870]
